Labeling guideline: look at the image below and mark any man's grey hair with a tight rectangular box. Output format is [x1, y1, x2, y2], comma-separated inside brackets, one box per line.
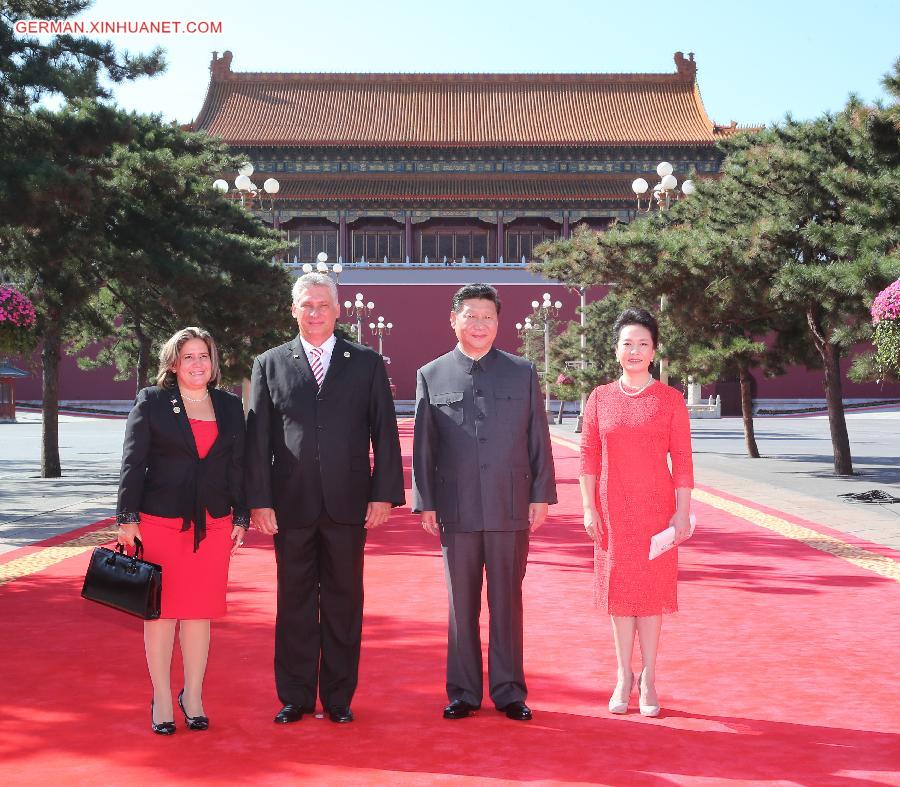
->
[291, 272, 339, 306]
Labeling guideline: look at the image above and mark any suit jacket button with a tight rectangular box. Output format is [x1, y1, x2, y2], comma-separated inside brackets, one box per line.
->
[476, 413, 484, 420]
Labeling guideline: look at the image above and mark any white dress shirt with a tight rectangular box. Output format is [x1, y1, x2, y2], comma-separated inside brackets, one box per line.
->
[300, 334, 337, 377]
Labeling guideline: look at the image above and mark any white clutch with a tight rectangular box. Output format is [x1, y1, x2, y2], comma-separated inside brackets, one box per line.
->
[649, 514, 696, 560]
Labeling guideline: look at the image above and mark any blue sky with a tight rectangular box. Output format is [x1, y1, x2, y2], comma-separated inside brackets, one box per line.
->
[48, 0, 900, 126]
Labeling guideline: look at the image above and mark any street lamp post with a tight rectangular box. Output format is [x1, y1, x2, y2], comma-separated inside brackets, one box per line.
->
[368, 315, 393, 356]
[343, 292, 374, 344]
[515, 316, 542, 365]
[213, 162, 280, 225]
[302, 251, 343, 281]
[523, 293, 562, 416]
[213, 163, 281, 413]
[575, 286, 587, 433]
[631, 162, 694, 214]
[630, 162, 695, 385]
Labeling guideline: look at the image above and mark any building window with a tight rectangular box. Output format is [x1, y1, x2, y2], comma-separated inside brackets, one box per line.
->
[419, 231, 490, 263]
[288, 230, 338, 263]
[352, 231, 403, 263]
[421, 233, 437, 262]
[505, 231, 558, 264]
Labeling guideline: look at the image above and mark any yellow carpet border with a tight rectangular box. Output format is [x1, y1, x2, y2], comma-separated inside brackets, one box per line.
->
[0, 526, 118, 587]
[549, 433, 900, 583]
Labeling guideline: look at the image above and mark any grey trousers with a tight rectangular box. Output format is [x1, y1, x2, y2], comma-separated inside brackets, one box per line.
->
[441, 529, 530, 708]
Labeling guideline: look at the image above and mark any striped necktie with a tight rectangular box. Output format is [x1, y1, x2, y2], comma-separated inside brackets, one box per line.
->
[309, 346, 325, 388]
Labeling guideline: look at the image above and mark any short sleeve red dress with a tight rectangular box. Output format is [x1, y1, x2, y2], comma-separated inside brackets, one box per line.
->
[139, 419, 234, 619]
[580, 381, 694, 616]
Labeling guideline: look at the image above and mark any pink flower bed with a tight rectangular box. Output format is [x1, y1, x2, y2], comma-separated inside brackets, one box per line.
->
[0, 286, 37, 329]
[872, 279, 900, 323]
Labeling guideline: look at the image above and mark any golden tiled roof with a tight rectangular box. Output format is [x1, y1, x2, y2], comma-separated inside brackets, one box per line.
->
[264, 173, 640, 202]
[194, 51, 728, 148]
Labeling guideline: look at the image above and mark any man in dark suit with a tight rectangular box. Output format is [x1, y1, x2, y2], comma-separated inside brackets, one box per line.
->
[245, 272, 404, 725]
[412, 283, 557, 722]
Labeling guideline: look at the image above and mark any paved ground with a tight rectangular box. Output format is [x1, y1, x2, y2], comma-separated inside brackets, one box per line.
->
[0, 414, 123, 554]
[1, 407, 899, 555]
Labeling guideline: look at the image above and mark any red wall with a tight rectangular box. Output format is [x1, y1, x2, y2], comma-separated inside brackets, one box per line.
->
[12, 285, 900, 403]
[13, 351, 138, 401]
[335, 283, 582, 400]
[752, 354, 899, 399]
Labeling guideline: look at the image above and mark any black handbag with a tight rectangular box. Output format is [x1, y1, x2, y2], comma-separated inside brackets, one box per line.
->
[81, 538, 163, 620]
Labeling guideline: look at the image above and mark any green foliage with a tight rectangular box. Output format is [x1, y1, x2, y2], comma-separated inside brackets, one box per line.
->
[59, 110, 292, 388]
[0, 0, 164, 110]
[531, 228, 631, 399]
[873, 321, 900, 378]
[333, 322, 355, 342]
[1, 101, 138, 339]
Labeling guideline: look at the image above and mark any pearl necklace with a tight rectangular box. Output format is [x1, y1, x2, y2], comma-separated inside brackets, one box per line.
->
[179, 389, 210, 403]
[618, 376, 654, 397]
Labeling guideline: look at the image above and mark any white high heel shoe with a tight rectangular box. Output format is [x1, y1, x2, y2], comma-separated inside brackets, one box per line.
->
[608, 672, 634, 714]
[638, 671, 660, 717]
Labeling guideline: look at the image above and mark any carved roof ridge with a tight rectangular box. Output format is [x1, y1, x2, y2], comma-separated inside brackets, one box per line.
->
[208, 50, 699, 84]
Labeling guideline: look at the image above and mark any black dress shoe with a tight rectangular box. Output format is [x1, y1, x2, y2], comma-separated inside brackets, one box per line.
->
[177, 689, 209, 731]
[274, 704, 308, 724]
[443, 699, 478, 720]
[150, 702, 176, 735]
[500, 701, 532, 721]
[326, 705, 354, 723]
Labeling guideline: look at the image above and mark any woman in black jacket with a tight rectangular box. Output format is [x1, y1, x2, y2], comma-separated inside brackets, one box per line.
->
[117, 327, 249, 735]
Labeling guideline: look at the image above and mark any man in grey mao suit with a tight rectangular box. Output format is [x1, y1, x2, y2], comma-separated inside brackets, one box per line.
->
[412, 284, 557, 722]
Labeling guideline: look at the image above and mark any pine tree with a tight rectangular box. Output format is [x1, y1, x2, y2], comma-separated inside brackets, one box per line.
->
[0, 1, 163, 109]
[723, 99, 900, 475]
[0, 1, 164, 476]
[65, 113, 292, 393]
[2, 102, 144, 476]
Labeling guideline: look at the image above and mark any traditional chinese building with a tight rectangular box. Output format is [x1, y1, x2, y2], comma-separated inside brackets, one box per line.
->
[188, 50, 742, 402]
[195, 50, 729, 264]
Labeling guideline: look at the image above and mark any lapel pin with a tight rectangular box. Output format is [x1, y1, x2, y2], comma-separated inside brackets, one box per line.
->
[344, 351, 351, 358]
[173, 406, 181, 413]
[293, 354, 301, 359]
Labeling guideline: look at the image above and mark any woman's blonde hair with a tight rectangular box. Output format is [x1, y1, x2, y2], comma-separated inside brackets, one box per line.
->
[155, 327, 221, 389]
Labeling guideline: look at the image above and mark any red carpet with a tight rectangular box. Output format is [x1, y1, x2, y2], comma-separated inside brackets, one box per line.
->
[1, 421, 899, 785]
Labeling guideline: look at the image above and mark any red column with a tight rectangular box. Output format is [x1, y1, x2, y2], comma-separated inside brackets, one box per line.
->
[562, 211, 570, 239]
[339, 213, 348, 263]
[405, 214, 413, 263]
[497, 211, 505, 263]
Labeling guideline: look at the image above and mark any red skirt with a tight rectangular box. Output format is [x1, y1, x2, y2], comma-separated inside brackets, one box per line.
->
[139, 512, 233, 619]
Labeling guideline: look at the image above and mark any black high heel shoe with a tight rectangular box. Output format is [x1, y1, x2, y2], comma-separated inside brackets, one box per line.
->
[178, 689, 209, 730]
[150, 702, 176, 735]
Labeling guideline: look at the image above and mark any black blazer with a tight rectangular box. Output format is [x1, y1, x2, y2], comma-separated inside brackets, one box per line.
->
[117, 385, 250, 549]
[245, 334, 404, 527]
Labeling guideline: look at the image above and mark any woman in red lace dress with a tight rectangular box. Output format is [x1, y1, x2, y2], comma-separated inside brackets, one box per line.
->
[117, 328, 249, 734]
[579, 308, 693, 717]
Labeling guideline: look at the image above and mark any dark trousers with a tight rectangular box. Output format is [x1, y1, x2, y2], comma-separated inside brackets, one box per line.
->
[273, 511, 367, 710]
[441, 529, 530, 708]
